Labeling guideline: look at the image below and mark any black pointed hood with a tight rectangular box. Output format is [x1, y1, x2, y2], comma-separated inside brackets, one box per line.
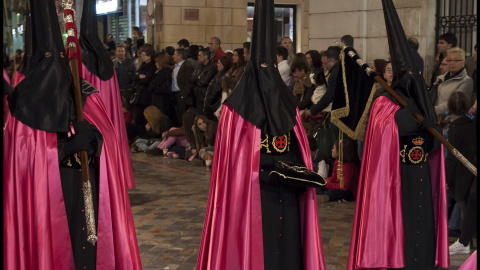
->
[7, 0, 74, 132]
[79, 0, 114, 81]
[226, 0, 298, 136]
[382, 0, 437, 124]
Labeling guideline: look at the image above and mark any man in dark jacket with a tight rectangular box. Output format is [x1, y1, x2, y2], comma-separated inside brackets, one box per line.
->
[191, 48, 217, 114]
[172, 48, 195, 125]
[302, 48, 340, 117]
[113, 44, 135, 92]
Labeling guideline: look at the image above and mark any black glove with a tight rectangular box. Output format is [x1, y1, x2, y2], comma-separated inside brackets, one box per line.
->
[63, 121, 98, 157]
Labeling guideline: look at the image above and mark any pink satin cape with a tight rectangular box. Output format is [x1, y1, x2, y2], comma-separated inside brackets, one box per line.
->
[459, 250, 477, 270]
[196, 103, 325, 270]
[347, 96, 449, 270]
[81, 63, 135, 189]
[3, 93, 142, 270]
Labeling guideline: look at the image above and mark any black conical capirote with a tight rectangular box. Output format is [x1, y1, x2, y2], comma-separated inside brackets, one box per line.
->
[226, 0, 298, 136]
[79, 0, 114, 81]
[382, 0, 437, 124]
[7, 0, 74, 132]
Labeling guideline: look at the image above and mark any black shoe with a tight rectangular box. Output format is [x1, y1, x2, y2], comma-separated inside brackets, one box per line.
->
[448, 228, 461, 237]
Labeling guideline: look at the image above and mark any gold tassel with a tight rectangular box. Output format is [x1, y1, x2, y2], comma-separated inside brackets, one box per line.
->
[337, 130, 344, 189]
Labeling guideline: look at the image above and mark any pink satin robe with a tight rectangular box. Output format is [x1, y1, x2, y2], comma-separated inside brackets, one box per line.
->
[3, 92, 142, 270]
[81, 63, 135, 189]
[347, 96, 449, 269]
[196, 103, 325, 270]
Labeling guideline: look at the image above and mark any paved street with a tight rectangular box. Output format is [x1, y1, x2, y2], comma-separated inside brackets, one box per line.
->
[129, 152, 475, 270]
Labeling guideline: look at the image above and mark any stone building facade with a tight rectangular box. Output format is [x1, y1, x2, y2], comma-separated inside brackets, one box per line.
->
[149, 0, 439, 79]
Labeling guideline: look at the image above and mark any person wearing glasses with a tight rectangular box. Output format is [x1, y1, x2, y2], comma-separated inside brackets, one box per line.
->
[301, 48, 340, 118]
[429, 32, 457, 87]
[434, 47, 473, 115]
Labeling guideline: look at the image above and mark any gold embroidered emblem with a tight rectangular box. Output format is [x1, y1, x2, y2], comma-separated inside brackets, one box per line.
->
[408, 146, 424, 164]
[260, 134, 271, 154]
[400, 145, 407, 163]
[271, 133, 289, 153]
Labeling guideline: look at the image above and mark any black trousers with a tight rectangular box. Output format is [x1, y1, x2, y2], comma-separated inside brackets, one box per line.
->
[60, 164, 99, 270]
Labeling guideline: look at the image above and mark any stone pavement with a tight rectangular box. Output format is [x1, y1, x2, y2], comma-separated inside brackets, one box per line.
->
[128, 152, 475, 270]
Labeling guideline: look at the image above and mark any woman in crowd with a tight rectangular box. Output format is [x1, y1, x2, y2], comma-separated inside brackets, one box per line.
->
[291, 60, 314, 111]
[131, 46, 157, 136]
[434, 47, 473, 115]
[445, 91, 476, 255]
[305, 50, 323, 83]
[160, 108, 198, 160]
[193, 115, 218, 169]
[221, 48, 246, 94]
[204, 55, 232, 120]
[149, 54, 175, 123]
[317, 137, 360, 202]
[132, 106, 169, 153]
[132, 26, 145, 58]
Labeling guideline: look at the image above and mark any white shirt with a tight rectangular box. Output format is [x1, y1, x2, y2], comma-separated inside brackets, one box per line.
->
[171, 60, 185, 92]
[278, 60, 290, 84]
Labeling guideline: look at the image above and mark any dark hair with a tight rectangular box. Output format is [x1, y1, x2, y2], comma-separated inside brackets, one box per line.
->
[290, 53, 310, 74]
[199, 48, 212, 60]
[407, 37, 419, 51]
[188, 45, 200, 60]
[155, 54, 174, 69]
[141, 44, 156, 57]
[233, 48, 246, 68]
[175, 48, 188, 60]
[439, 32, 457, 47]
[276, 46, 288, 61]
[341, 35, 354, 47]
[314, 71, 327, 86]
[243, 42, 251, 51]
[373, 59, 387, 80]
[447, 91, 470, 116]
[165, 46, 175, 56]
[334, 137, 357, 163]
[16, 49, 23, 55]
[290, 61, 309, 74]
[132, 26, 143, 36]
[323, 48, 340, 61]
[177, 39, 190, 48]
[125, 38, 133, 45]
[306, 50, 322, 69]
[218, 55, 232, 71]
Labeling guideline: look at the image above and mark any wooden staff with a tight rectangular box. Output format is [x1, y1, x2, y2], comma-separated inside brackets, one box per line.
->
[336, 42, 477, 177]
[63, 1, 97, 245]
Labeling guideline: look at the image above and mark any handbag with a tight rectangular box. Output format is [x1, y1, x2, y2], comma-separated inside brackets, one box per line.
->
[129, 85, 143, 105]
[262, 161, 326, 188]
[314, 114, 338, 160]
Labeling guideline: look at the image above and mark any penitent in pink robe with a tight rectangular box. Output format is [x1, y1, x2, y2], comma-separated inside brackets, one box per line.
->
[347, 96, 449, 270]
[3, 92, 142, 270]
[196, 103, 325, 270]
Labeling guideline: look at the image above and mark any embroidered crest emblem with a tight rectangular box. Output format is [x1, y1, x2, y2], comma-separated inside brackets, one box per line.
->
[272, 135, 288, 153]
[408, 146, 424, 164]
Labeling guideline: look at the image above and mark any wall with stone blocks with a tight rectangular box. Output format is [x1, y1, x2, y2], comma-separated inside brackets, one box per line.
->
[152, 0, 308, 52]
[309, 0, 437, 80]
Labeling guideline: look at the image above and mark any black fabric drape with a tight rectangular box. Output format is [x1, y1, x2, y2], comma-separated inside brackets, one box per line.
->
[226, 0, 297, 136]
[8, 0, 74, 133]
[79, 0, 114, 81]
[330, 47, 375, 141]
